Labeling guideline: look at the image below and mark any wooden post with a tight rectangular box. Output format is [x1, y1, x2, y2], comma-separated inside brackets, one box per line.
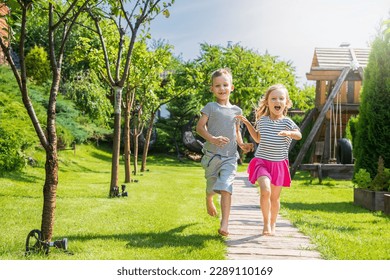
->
[289, 108, 317, 152]
[290, 67, 351, 178]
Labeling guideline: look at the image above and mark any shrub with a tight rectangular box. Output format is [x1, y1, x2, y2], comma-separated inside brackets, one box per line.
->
[0, 127, 28, 173]
[0, 94, 36, 173]
[25, 45, 51, 85]
[353, 169, 372, 189]
[354, 157, 390, 191]
[353, 35, 390, 178]
[371, 156, 390, 191]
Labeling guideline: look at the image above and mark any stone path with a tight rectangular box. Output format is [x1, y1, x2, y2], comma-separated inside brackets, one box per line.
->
[226, 172, 323, 260]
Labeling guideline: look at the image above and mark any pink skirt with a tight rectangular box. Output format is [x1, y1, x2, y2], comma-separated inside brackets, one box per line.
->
[247, 158, 291, 187]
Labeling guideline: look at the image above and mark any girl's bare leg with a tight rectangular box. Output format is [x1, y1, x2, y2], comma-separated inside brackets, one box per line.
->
[270, 185, 282, 235]
[258, 176, 271, 235]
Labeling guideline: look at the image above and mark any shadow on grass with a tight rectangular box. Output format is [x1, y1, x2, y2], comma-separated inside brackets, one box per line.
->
[90, 151, 112, 162]
[89, 148, 200, 168]
[66, 224, 221, 249]
[60, 161, 100, 173]
[1, 171, 42, 183]
[282, 201, 369, 214]
[138, 154, 200, 167]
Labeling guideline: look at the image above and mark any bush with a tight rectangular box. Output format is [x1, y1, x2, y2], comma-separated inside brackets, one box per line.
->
[353, 157, 390, 191]
[25, 45, 51, 85]
[354, 35, 390, 178]
[0, 127, 28, 173]
[0, 94, 36, 173]
[371, 156, 390, 191]
[353, 169, 372, 189]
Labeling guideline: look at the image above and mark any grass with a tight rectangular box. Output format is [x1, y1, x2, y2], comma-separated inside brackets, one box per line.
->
[0, 144, 225, 260]
[281, 173, 390, 260]
[0, 144, 389, 260]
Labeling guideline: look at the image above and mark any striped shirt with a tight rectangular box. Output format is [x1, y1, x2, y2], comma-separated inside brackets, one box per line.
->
[254, 116, 299, 161]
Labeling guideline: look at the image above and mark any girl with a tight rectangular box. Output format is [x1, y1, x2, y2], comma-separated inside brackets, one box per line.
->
[236, 84, 302, 236]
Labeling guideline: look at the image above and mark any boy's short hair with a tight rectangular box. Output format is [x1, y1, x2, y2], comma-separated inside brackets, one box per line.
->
[211, 68, 233, 84]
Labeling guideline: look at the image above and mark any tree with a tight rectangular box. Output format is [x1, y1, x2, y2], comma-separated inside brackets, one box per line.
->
[0, 0, 91, 242]
[125, 40, 185, 174]
[87, 0, 174, 197]
[354, 32, 390, 178]
[195, 43, 299, 117]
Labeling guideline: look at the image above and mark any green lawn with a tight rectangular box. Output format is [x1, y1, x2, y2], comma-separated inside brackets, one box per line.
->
[0, 144, 389, 260]
[0, 144, 224, 260]
[281, 173, 390, 260]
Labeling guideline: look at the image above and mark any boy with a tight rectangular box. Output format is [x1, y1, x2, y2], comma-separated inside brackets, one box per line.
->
[196, 68, 252, 236]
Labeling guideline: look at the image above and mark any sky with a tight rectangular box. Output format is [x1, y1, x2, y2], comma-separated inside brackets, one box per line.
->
[149, 0, 390, 86]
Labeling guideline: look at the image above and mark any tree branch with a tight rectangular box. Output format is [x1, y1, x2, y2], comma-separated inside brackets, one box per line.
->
[88, 10, 115, 85]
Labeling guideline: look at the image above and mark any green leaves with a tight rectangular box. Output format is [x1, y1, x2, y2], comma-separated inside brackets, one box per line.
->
[354, 35, 390, 178]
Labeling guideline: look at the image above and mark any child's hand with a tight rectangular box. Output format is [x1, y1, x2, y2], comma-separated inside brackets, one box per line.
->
[212, 136, 230, 147]
[278, 129, 302, 140]
[239, 143, 254, 154]
[278, 130, 291, 137]
[235, 115, 250, 125]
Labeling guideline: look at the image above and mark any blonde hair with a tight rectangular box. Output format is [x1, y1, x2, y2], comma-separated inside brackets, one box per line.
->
[210, 68, 233, 85]
[255, 84, 293, 120]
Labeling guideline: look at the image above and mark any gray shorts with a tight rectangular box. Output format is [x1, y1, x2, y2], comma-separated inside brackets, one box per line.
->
[201, 150, 238, 194]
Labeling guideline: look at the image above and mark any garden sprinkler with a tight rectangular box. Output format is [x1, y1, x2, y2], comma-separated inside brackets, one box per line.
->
[121, 184, 128, 197]
[112, 185, 128, 197]
[25, 229, 68, 255]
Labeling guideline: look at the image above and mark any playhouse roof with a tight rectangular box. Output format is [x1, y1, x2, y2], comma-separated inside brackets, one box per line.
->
[306, 47, 371, 81]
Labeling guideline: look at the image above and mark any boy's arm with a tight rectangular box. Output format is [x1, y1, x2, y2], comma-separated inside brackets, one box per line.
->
[196, 113, 230, 147]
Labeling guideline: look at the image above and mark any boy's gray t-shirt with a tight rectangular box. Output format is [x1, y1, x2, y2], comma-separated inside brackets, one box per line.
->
[200, 102, 242, 157]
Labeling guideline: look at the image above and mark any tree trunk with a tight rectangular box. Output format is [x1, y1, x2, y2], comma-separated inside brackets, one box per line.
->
[141, 110, 156, 172]
[133, 127, 139, 176]
[123, 89, 135, 183]
[41, 146, 58, 241]
[123, 101, 131, 183]
[110, 86, 123, 197]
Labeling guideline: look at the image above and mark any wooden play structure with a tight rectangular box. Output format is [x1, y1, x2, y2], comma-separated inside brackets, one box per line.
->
[291, 46, 370, 181]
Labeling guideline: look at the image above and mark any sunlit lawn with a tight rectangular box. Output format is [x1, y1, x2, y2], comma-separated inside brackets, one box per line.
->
[281, 172, 390, 260]
[0, 144, 389, 260]
[0, 144, 225, 260]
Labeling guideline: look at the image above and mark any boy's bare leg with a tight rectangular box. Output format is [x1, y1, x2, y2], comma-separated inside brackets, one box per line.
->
[218, 191, 231, 235]
[206, 193, 217, 216]
[270, 185, 282, 235]
[258, 176, 272, 235]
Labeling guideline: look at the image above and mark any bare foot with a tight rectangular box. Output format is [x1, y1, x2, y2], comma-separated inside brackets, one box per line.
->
[262, 224, 271, 236]
[218, 228, 229, 237]
[219, 219, 229, 237]
[270, 223, 276, 235]
[206, 197, 217, 216]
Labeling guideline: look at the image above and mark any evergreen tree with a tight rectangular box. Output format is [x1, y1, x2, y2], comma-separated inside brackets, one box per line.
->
[354, 35, 390, 177]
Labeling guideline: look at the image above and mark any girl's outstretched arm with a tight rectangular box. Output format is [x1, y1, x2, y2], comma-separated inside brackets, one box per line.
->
[235, 122, 254, 153]
[235, 115, 260, 143]
[278, 129, 302, 140]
